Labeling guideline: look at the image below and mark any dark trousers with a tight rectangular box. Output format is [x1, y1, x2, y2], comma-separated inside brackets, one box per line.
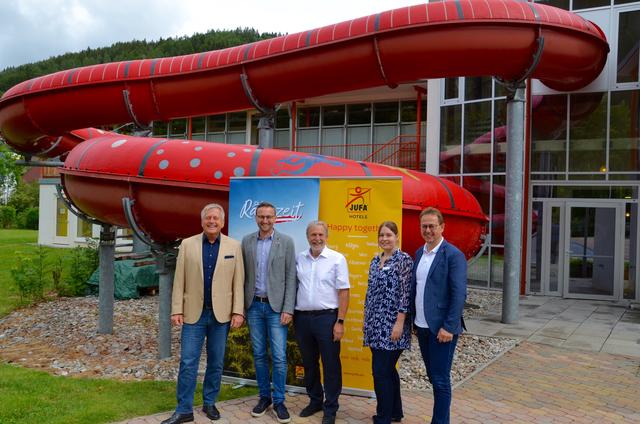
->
[371, 348, 404, 424]
[294, 311, 341, 417]
[416, 327, 458, 424]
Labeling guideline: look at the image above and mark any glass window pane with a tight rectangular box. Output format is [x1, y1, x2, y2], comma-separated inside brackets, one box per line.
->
[572, 0, 610, 9]
[468, 248, 489, 287]
[297, 129, 319, 153]
[227, 132, 245, 145]
[322, 105, 345, 126]
[491, 174, 505, 245]
[169, 119, 186, 137]
[534, 0, 569, 10]
[297, 107, 320, 128]
[373, 125, 397, 146]
[274, 130, 290, 149]
[444, 78, 459, 100]
[207, 133, 225, 143]
[529, 201, 543, 293]
[152, 120, 168, 136]
[276, 109, 290, 129]
[463, 101, 492, 173]
[610, 90, 640, 172]
[348, 103, 371, 125]
[465, 76, 492, 101]
[532, 94, 567, 173]
[624, 202, 637, 299]
[617, 10, 640, 84]
[56, 198, 68, 237]
[400, 101, 417, 122]
[490, 247, 504, 289]
[346, 127, 370, 161]
[191, 116, 206, 134]
[77, 218, 92, 238]
[207, 114, 226, 133]
[374, 102, 398, 124]
[320, 128, 345, 156]
[493, 100, 507, 172]
[228, 112, 246, 131]
[568, 92, 608, 173]
[440, 105, 461, 174]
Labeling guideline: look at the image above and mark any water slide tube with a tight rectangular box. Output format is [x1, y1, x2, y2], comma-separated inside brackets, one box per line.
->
[0, 0, 609, 256]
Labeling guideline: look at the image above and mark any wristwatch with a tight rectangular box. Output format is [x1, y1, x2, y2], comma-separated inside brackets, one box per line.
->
[336, 318, 345, 324]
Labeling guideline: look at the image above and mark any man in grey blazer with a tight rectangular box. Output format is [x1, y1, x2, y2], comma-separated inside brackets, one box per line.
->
[241, 201, 297, 423]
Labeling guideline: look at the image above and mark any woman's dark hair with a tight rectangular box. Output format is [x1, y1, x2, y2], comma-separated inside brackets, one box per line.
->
[378, 220, 399, 236]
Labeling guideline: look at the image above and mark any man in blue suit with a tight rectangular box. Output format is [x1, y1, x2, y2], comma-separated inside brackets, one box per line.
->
[410, 207, 466, 424]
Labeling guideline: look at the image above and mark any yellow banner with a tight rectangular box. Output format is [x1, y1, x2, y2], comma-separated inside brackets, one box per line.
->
[319, 177, 403, 393]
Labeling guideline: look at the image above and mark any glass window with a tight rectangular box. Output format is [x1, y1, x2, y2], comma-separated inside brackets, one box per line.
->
[529, 201, 543, 293]
[373, 125, 397, 147]
[374, 102, 398, 124]
[274, 130, 290, 149]
[297, 129, 319, 153]
[191, 116, 206, 137]
[346, 127, 370, 161]
[610, 90, 640, 172]
[465, 76, 492, 101]
[493, 100, 507, 172]
[228, 112, 246, 132]
[322, 105, 345, 126]
[347, 103, 371, 125]
[439, 105, 462, 174]
[56, 198, 68, 237]
[534, 0, 569, 9]
[463, 101, 492, 173]
[572, 0, 610, 9]
[207, 133, 225, 143]
[227, 132, 245, 145]
[532, 94, 568, 173]
[400, 100, 427, 122]
[321, 128, 345, 156]
[275, 109, 290, 129]
[491, 174, 506, 245]
[207, 114, 226, 133]
[490, 247, 504, 289]
[77, 218, 92, 238]
[617, 10, 640, 84]
[568, 92, 608, 173]
[444, 78, 459, 100]
[468, 248, 489, 287]
[169, 119, 186, 138]
[152, 120, 168, 136]
[297, 107, 320, 128]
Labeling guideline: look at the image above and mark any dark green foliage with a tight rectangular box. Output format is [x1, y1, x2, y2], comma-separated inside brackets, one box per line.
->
[0, 205, 16, 228]
[17, 207, 38, 230]
[0, 28, 280, 95]
[10, 246, 48, 303]
[65, 246, 99, 297]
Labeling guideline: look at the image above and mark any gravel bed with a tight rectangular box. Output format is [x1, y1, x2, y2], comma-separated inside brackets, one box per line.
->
[0, 288, 515, 390]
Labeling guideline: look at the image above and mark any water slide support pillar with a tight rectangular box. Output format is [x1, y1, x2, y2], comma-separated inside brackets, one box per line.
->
[98, 224, 116, 334]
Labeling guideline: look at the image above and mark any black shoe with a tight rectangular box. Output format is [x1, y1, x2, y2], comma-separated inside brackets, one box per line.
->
[273, 403, 291, 423]
[299, 402, 323, 417]
[251, 397, 272, 417]
[161, 412, 194, 424]
[202, 404, 220, 420]
[321, 415, 336, 424]
[373, 415, 402, 423]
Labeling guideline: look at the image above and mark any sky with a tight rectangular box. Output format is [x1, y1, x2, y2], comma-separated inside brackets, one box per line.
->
[0, 0, 419, 69]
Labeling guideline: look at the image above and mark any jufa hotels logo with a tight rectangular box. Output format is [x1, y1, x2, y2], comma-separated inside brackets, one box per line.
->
[345, 186, 371, 212]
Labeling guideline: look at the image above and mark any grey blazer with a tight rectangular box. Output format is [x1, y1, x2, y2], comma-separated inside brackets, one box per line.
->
[241, 229, 297, 314]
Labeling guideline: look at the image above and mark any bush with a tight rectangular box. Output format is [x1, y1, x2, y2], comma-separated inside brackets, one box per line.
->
[0, 205, 16, 228]
[10, 246, 48, 304]
[63, 246, 99, 296]
[17, 207, 38, 230]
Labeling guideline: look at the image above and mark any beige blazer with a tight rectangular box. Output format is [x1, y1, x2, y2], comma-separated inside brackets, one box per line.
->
[171, 233, 245, 324]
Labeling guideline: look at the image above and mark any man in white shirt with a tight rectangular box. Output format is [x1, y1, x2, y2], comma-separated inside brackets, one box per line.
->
[410, 207, 467, 424]
[294, 220, 350, 424]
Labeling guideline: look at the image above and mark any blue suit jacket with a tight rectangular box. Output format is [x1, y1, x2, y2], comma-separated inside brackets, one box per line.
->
[410, 239, 467, 335]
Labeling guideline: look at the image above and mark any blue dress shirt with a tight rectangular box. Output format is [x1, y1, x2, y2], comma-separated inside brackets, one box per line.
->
[202, 234, 221, 309]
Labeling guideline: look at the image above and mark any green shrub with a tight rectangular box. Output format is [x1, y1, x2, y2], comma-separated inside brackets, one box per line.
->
[17, 207, 38, 230]
[64, 246, 99, 296]
[10, 246, 48, 303]
[0, 205, 16, 228]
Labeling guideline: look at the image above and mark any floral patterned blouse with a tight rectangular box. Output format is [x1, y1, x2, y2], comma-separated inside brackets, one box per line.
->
[363, 249, 413, 350]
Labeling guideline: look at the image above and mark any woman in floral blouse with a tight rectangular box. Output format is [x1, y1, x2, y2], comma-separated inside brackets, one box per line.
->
[363, 221, 413, 424]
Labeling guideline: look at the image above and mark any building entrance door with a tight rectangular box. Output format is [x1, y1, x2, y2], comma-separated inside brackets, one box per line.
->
[563, 202, 624, 300]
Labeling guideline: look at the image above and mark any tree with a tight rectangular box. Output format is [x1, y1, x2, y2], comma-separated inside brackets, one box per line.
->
[0, 142, 24, 205]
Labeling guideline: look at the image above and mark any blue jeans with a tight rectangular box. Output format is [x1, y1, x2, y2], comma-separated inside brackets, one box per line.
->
[176, 309, 230, 414]
[371, 348, 403, 424]
[247, 300, 289, 405]
[416, 327, 458, 424]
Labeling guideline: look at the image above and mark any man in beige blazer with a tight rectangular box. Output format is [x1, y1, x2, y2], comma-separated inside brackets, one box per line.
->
[162, 203, 244, 424]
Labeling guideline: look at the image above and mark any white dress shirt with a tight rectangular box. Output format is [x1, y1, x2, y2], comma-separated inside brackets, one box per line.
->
[414, 238, 444, 328]
[295, 246, 350, 311]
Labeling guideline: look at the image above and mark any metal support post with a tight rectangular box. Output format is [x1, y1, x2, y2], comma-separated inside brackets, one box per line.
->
[132, 232, 149, 254]
[155, 250, 176, 359]
[502, 84, 526, 324]
[258, 113, 275, 149]
[98, 224, 116, 334]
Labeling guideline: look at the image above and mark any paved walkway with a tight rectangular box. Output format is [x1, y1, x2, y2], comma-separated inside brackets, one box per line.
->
[115, 297, 640, 423]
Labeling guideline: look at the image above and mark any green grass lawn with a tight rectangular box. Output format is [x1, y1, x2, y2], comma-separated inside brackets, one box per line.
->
[0, 363, 256, 424]
[0, 229, 258, 423]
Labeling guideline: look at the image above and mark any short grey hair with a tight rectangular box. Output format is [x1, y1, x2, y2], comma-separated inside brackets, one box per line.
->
[306, 220, 328, 236]
[201, 203, 225, 221]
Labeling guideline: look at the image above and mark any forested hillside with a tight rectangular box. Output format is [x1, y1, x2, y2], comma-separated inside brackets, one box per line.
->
[0, 28, 279, 96]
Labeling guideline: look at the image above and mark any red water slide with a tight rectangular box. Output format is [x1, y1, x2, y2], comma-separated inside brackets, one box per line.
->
[0, 0, 608, 256]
